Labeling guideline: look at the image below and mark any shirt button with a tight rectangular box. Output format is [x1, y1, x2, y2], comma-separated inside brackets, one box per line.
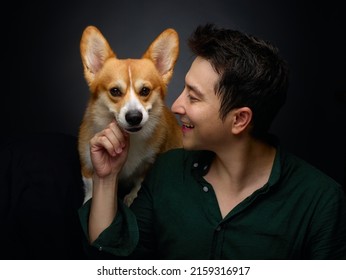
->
[98, 246, 103, 251]
[216, 226, 222, 231]
[203, 165, 208, 170]
[203, 186, 209, 192]
[193, 162, 199, 168]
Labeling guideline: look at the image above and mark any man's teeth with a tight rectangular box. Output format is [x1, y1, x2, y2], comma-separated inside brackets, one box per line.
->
[184, 124, 194, 128]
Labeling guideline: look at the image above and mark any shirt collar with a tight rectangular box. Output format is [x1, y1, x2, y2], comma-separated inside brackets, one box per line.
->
[189, 141, 282, 189]
[190, 150, 215, 177]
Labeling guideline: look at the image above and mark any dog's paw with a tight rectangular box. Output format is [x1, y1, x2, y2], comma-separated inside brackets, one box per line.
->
[82, 177, 93, 204]
[123, 184, 141, 207]
[123, 193, 137, 207]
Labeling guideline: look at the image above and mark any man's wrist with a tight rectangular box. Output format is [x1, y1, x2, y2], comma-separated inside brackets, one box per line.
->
[92, 173, 118, 190]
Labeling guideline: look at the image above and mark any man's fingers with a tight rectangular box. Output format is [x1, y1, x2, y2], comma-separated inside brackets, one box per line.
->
[90, 121, 128, 156]
[90, 133, 116, 157]
[108, 121, 127, 149]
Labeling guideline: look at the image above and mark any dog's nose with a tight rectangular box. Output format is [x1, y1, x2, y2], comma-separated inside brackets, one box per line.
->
[125, 110, 143, 126]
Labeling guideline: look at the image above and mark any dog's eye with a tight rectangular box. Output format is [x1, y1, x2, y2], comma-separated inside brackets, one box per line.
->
[139, 87, 150, 97]
[109, 87, 122, 97]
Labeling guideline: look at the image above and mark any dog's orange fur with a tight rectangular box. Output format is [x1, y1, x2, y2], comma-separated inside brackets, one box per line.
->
[79, 26, 182, 205]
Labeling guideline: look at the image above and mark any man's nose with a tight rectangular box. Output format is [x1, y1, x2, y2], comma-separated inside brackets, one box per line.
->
[171, 91, 185, 114]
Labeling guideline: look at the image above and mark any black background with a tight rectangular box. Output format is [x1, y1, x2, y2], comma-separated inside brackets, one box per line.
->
[3, 0, 345, 186]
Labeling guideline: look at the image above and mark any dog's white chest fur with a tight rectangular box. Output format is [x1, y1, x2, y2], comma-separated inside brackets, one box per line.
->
[121, 136, 156, 178]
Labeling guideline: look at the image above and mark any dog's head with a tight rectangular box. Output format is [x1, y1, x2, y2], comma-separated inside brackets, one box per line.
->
[80, 26, 179, 133]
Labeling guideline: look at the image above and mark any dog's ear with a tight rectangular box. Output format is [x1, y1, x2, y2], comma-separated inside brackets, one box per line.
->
[80, 26, 115, 85]
[142, 29, 179, 85]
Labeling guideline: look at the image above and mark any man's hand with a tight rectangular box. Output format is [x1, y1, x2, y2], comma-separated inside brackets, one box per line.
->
[89, 121, 129, 178]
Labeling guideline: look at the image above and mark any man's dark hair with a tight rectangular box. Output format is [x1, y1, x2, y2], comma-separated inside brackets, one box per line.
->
[188, 23, 289, 138]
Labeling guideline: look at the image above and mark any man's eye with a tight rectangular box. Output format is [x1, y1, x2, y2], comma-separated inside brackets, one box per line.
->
[187, 94, 198, 102]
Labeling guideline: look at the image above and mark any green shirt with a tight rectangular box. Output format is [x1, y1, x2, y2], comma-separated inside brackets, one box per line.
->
[79, 146, 346, 259]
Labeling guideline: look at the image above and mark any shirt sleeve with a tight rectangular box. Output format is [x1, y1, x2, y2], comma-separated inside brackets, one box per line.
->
[78, 172, 158, 259]
[78, 198, 139, 258]
[308, 184, 346, 259]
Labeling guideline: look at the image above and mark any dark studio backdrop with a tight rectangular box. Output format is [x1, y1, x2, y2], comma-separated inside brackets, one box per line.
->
[4, 0, 346, 187]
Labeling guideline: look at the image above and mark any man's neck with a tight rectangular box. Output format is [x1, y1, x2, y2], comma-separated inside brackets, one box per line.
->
[206, 137, 276, 194]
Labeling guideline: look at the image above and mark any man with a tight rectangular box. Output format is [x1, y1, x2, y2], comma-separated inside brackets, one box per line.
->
[79, 24, 346, 259]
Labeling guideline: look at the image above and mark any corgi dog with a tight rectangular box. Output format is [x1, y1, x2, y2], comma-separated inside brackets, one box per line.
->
[79, 26, 182, 205]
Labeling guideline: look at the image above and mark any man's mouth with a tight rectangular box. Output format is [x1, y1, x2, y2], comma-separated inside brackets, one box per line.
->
[182, 122, 195, 133]
[183, 123, 195, 129]
[181, 120, 195, 128]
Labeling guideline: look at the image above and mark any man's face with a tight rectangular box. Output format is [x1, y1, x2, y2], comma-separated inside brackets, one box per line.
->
[171, 57, 233, 151]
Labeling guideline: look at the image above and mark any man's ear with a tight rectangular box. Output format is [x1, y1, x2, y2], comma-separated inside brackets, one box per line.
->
[231, 107, 253, 135]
